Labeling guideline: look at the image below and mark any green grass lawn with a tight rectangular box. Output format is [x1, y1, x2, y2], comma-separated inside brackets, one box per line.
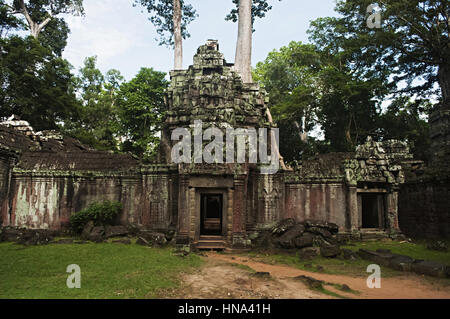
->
[0, 242, 202, 299]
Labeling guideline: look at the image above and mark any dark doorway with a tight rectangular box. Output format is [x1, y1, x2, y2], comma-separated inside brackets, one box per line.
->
[200, 194, 223, 236]
[361, 193, 384, 229]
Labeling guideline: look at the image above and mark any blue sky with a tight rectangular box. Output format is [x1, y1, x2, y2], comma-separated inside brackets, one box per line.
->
[63, 0, 338, 80]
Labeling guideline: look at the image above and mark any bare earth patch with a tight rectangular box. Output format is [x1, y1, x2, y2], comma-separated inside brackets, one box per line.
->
[166, 257, 327, 299]
[166, 253, 450, 299]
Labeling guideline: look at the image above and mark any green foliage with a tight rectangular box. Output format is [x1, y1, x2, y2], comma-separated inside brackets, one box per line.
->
[256, 1, 443, 161]
[66, 60, 168, 159]
[0, 35, 80, 130]
[226, 0, 282, 28]
[116, 67, 169, 161]
[133, 0, 197, 47]
[309, 0, 449, 102]
[2, 0, 84, 55]
[0, 1, 25, 37]
[37, 16, 70, 56]
[65, 56, 123, 151]
[70, 201, 122, 234]
[255, 40, 385, 160]
[377, 97, 431, 163]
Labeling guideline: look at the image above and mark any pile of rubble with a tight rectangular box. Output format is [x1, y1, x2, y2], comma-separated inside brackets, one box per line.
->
[358, 248, 450, 278]
[254, 219, 349, 259]
[0, 224, 175, 247]
[0, 227, 56, 245]
[79, 222, 175, 246]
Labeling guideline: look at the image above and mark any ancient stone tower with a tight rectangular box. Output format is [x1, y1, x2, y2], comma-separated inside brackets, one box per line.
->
[161, 40, 284, 248]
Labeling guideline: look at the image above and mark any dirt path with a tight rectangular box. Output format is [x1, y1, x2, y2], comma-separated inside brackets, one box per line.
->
[208, 253, 450, 299]
[166, 256, 329, 299]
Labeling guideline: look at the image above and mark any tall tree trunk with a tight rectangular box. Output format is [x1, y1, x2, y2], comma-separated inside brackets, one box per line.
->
[234, 0, 253, 83]
[17, 0, 51, 39]
[294, 119, 308, 143]
[438, 63, 450, 108]
[173, 0, 183, 70]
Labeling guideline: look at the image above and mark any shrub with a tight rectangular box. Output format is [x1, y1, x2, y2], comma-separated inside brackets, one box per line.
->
[70, 201, 123, 234]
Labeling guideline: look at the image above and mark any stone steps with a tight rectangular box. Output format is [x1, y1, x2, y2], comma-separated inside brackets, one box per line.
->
[195, 236, 226, 250]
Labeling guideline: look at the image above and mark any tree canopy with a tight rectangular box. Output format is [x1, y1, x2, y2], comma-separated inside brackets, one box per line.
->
[0, 0, 440, 164]
[0, 36, 79, 130]
[226, 0, 282, 27]
[116, 67, 168, 160]
[3, 0, 83, 49]
[309, 0, 449, 104]
[133, 0, 197, 47]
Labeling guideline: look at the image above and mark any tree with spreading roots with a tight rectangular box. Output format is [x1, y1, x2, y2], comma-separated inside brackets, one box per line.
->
[134, 0, 197, 70]
[3, 0, 83, 39]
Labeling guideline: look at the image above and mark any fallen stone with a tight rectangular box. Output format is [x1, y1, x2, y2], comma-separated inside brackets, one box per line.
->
[139, 231, 167, 246]
[426, 241, 448, 252]
[136, 237, 150, 246]
[294, 275, 324, 289]
[294, 232, 314, 249]
[388, 255, 415, 271]
[0, 228, 20, 242]
[307, 227, 332, 239]
[313, 235, 338, 248]
[105, 225, 129, 238]
[411, 260, 447, 278]
[164, 230, 176, 242]
[275, 224, 305, 248]
[320, 245, 341, 258]
[88, 226, 105, 243]
[335, 233, 351, 244]
[357, 249, 393, 266]
[251, 272, 271, 279]
[340, 284, 351, 292]
[305, 220, 339, 234]
[252, 231, 276, 249]
[341, 249, 359, 260]
[16, 229, 53, 246]
[298, 247, 319, 260]
[81, 221, 94, 239]
[271, 219, 296, 236]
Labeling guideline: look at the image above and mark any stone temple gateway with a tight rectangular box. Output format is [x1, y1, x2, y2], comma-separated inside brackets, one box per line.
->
[0, 41, 414, 249]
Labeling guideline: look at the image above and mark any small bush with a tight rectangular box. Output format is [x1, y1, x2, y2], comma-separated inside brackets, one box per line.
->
[70, 201, 123, 234]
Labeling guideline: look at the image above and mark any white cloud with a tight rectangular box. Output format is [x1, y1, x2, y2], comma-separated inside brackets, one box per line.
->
[63, 0, 145, 73]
